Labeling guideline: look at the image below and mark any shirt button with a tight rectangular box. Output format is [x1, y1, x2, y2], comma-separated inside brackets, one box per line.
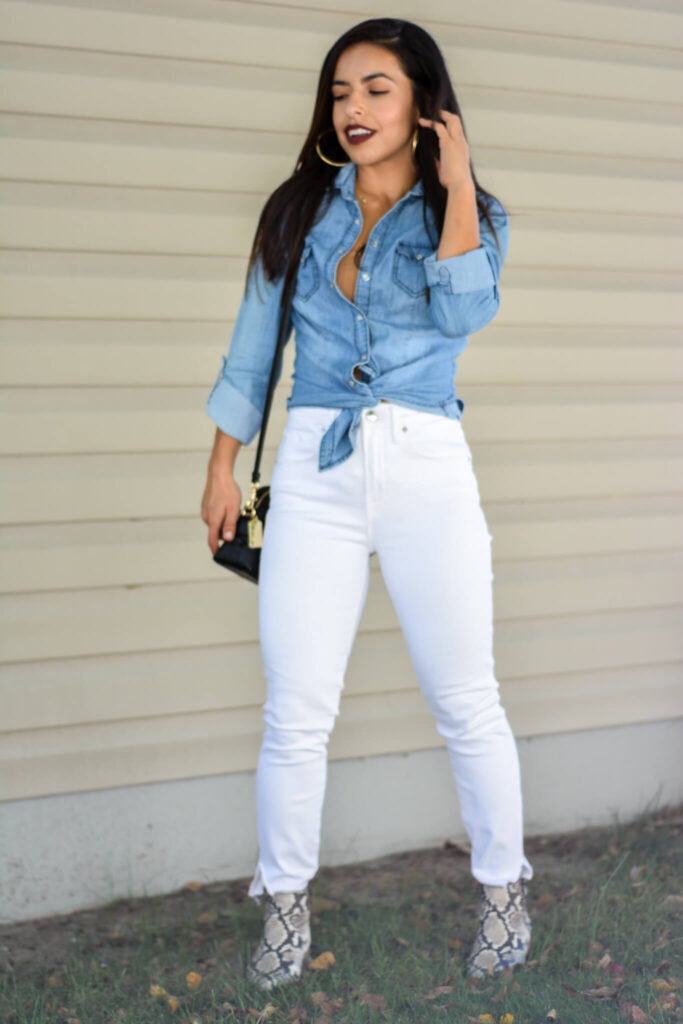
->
[372, 240, 378, 247]
[354, 218, 360, 225]
[338, 248, 344, 253]
[357, 313, 363, 320]
[349, 379, 356, 386]
[329, 281, 334, 287]
[362, 272, 369, 281]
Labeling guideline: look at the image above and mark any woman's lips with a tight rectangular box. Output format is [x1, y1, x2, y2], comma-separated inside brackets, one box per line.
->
[345, 129, 376, 146]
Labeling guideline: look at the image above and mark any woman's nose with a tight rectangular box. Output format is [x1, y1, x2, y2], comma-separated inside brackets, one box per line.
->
[345, 96, 365, 118]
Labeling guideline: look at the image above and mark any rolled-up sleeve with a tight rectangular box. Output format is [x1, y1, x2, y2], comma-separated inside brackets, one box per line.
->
[422, 197, 509, 338]
[205, 255, 293, 444]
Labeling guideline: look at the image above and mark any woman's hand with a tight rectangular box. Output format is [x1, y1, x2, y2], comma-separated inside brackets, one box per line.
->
[201, 466, 242, 556]
[417, 109, 474, 192]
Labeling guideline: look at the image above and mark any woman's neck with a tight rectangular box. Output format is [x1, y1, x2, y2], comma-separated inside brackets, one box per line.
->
[354, 161, 420, 210]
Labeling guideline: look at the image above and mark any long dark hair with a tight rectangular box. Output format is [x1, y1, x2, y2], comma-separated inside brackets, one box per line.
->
[245, 18, 508, 305]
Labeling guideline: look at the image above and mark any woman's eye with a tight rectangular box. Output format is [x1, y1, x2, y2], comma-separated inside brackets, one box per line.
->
[332, 91, 389, 101]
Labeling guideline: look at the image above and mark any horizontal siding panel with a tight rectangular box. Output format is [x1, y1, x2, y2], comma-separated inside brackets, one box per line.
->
[2, 442, 682, 525]
[0, 256, 681, 325]
[1, 116, 680, 214]
[1, 386, 682, 456]
[1, 322, 681, 388]
[1, 659, 681, 801]
[1, 608, 681, 732]
[0, 552, 681, 663]
[0, 117, 296, 193]
[2, 0, 682, 88]
[2, 183, 683, 272]
[306, 0, 683, 49]
[2, 495, 682, 594]
[2, 44, 681, 162]
[0, 184, 267, 256]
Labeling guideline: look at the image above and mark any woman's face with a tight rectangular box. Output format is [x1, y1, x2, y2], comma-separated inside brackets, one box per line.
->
[330, 43, 419, 168]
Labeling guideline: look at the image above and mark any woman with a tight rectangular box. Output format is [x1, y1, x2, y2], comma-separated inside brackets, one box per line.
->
[201, 17, 533, 990]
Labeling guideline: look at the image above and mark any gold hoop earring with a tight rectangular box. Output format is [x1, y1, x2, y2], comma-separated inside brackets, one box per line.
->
[315, 128, 350, 167]
[412, 126, 419, 154]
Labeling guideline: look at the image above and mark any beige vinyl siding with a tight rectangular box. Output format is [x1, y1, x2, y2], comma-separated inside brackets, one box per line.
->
[1, 0, 682, 804]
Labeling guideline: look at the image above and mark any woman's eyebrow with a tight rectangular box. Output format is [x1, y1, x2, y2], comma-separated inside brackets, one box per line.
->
[331, 72, 396, 86]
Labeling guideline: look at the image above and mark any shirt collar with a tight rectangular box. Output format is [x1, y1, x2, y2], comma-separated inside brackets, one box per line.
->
[333, 159, 424, 201]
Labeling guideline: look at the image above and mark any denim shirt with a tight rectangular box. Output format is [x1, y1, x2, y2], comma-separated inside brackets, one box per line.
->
[206, 159, 509, 472]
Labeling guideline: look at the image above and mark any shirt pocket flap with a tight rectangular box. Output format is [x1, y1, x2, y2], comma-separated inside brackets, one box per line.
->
[296, 241, 321, 302]
[392, 241, 429, 297]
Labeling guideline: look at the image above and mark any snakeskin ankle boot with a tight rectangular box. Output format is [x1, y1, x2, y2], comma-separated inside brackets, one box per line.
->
[246, 883, 312, 990]
[466, 876, 531, 978]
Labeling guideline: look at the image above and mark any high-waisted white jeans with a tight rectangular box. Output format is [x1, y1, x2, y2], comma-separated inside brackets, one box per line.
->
[248, 400, 533, 900]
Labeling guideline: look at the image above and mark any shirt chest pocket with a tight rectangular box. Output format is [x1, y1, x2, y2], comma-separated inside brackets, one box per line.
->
[296, 242, 321, 302]
[392, 242, 429, 298]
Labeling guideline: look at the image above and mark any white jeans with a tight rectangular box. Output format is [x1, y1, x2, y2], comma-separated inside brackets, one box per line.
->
[248, 400, 533, 900]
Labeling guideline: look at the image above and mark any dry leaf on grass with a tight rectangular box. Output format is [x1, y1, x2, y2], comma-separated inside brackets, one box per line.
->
[423, 985, 454, 999]
[309, 950, 335, 970]
[311, 895, 339, 912]
[660, 894, 683, 912]
[184, 881, 203, 892]
[626, 1007, 649, 1024]
[196, 911, 217, 924]
[286, 1003, 309, 1022]
[250, 1004, 278, 1022]
[185, 970, 202, 989]
[650, 996, 680, 1015]
[534, 892, 554, 910]
[310, 990, 343, 1019]
[562, 983, 618, 999]
[651, 978, 678, 992]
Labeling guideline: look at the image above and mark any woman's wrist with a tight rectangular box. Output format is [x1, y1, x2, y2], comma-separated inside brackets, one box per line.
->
[209, 428, 242, 476]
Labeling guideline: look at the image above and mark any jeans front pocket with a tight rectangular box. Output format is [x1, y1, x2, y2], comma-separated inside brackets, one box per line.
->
[392, 407, 473, 463]
[278, 406, 343, 463]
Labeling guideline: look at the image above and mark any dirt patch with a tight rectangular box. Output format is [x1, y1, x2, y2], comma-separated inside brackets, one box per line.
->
[0, 811, 677, 981]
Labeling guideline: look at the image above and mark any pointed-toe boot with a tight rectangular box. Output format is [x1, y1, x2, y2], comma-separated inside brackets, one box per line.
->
[466, 876, 531, 978]
[246, 883, 312, 990]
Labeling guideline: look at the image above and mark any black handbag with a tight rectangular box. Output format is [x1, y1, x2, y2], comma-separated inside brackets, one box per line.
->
[212, 263, 298, 583]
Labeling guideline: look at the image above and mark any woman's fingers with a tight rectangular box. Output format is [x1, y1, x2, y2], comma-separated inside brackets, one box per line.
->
[418, 109, 460, 132]
[202, 476, 241, 555]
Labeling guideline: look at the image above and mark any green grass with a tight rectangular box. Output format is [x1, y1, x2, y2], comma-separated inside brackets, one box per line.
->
[1, 802, 681, 1023]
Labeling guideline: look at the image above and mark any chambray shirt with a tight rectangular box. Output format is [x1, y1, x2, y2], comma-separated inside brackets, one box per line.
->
[206, 159, 509, 471]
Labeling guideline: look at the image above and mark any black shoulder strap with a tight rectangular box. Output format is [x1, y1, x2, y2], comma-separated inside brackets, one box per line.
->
[249, 266, 298, 485]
